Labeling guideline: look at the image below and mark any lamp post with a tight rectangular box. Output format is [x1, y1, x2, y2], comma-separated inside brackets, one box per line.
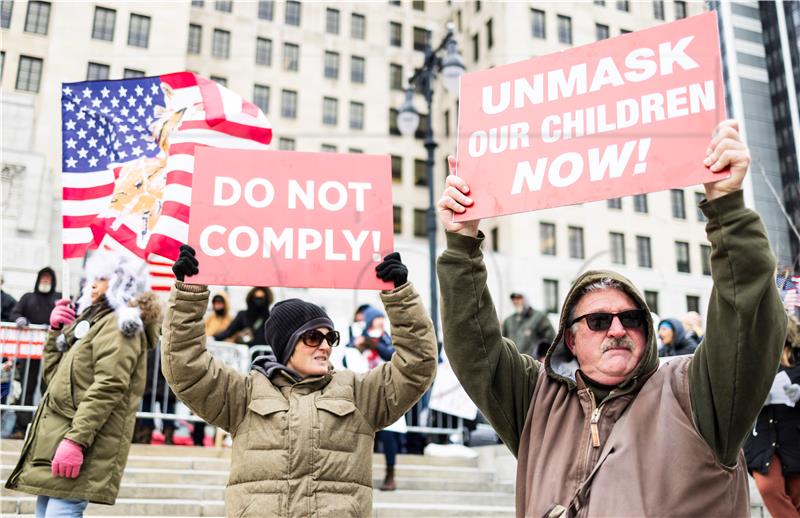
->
[396, 23, 465, 340]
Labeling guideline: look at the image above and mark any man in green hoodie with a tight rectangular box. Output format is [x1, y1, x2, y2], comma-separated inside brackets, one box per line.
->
[436, 120, 787, 517]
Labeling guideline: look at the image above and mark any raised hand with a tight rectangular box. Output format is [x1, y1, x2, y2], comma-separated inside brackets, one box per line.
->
[172, 244, 199, 281]
[436, 156, 480, 238]
[375, 252, 408, 289]
[703, 120, 750, 201]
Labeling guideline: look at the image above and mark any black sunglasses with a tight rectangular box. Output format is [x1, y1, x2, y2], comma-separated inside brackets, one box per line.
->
[570, 309, 647, 331]
[300, 329, 340, 348]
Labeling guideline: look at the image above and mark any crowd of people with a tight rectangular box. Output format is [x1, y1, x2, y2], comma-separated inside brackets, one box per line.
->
[1, 120, 799, 517]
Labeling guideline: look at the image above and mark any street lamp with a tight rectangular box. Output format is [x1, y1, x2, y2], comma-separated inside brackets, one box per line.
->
[396, 23, 465, 340]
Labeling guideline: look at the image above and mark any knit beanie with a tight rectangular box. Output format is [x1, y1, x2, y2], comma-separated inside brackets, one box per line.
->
[265, 299, 335, 365]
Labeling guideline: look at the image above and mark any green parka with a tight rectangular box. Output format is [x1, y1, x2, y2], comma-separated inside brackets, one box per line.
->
[161, 281, 437, 518]
[5, 294, 162, 505]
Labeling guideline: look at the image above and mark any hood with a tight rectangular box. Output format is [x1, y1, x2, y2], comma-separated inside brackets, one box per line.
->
[510, 291, 531, 313]
[544, 270, 659, 392]
[34, 267, 57, 294]
[362, 306, 385, 330]
[246, 286, 274, 307]
[658, 318, 687, 347]
[211, 291, 231, 314]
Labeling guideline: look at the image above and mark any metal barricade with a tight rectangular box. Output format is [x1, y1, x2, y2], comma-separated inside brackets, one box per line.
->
[0, 323, 49, 433]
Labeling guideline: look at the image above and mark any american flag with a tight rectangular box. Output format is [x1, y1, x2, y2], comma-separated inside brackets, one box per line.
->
[60, 72, 272, 290]
[776, 271, 800, 311]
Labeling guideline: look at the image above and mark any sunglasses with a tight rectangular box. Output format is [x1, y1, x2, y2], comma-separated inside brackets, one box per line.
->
[300, 329, 340, 348]
[570, 309, 647, 331]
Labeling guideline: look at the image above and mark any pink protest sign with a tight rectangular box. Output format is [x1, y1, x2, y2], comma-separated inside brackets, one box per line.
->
[187, 148, 394, 290]
[454, 12, 726, 221]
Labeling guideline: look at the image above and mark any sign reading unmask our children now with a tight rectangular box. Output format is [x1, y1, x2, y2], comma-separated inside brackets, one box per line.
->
[188, 148, 394, 290]
[454, 12, 727, 221]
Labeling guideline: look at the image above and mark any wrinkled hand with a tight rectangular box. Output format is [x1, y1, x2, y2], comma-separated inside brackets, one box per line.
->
[49, 299, 76, 330]
[703, 120, 750, 201]
[784, 383, 800, 405]
[51, 438, 83, 479]
[437, 156, 480, 237]
[375, 252, 408, 289]
[172, 244, 199, 281]
[14, 317, 28, 328]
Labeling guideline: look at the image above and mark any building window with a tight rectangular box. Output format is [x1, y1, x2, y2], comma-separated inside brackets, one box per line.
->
[253, 84, 269, 113]
[557, 15, 572, 44]
[543, 279, 559, 314]
[389, 108, 400, 135]
[686, 295, 700, 313]
[412, 0, 424, 11]
[215, 0, 232, 12]
[1, 51, 6, 79]
[568, 226, 584, 259]
[92, 7, 116, 41]
[281, 89, 297, 118]
[610, 232, 626, 264]
[644, 290, 659, 314]
[675, 241, 690, 273]
[258, 0, 273, 20]
[391, 156, 402, 183]
[414, 112, 429, 140]
[443, 109, 450, 137]
[210, 75, 227, 86]
[475, 0, 481, 12]
[16, 55, 43, 92]
[486, 18, 493, 48]
[531, 8, 546, 39]
[700, 244, 711, 276]
[540, 222, 556, 256]
[187, 24, 202, 54]
[633, 194, 648, 213]
[123, 68, 145, 78]
[414, 159, 427, 187]
[393, 206, 403, 234]
[490, 227, 499, 252]
[653, 0, 664, 20]
[472, 33, 479, 62]
[351, 13, 365, 39]
[390, 63, 403, 90]
[349, 148, 363, 154]
[325, 8, 339, 34]
[321, 144, 337, 152]
[1, 0, 12, 28]
[283, 42, 299, 71]
[324, 51, 339, 79]
[607, 197, 622, 209]
[674, 0, 687, 19]
[127, 13, 151, 48]
[278, 137, 295, 150]
[322, 96, 338, 125]
[671, 189, 686, 219]
[620, 28, 632, 34]
[596, 23, 609, 40]
[695, 192, 707, 222]
[191, 0, 204, 7]
[349, 101, 364, 130]
[86, 62, 110, 80]
[256, 37, 272, 65]
[390, 21, 402, 47]
[413, 209, 427, 238]
[414, 26, 430, 52]
[212, 29, 231, 58]
[456, 9, 462, 31]
[285, 0, 301, 26]
[350, 55, 365, 83]
[594, 0, 605, 5]
[636, 236, 652, 268]
[615, 0, 629, 12]
[24, 1, 49, 35]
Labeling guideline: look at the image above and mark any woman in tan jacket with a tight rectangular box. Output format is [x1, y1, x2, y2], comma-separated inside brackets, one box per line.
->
[161, 245, 437, 517]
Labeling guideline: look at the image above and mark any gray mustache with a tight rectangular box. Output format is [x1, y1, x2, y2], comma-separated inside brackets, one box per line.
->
[602, 337, 635, 353]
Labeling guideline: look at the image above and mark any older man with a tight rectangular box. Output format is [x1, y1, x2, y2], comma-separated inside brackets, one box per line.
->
[436, 120, 787, 516]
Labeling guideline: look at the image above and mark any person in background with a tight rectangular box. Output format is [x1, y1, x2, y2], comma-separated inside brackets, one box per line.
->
[348, 303, 371, 344]
[9, 267, 62, 438]
[204, 292, 235, 342]
[213, 287, 273, 347]
[502, 292, 555, 358]
[1, 277, 17, 411]
[745, 314, 800, 517]
[681, 311, 704, 344]
[1, 276, 17, 322]
[133, 347, 177, 445]
[657, 317, 699, 357]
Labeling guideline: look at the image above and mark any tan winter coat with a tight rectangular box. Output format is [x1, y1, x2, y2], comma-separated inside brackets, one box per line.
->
[161, 281, 437, 517]
[5, 294, 162, 504]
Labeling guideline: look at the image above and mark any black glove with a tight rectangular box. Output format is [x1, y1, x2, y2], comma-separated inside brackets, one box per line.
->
[172, 244, 199, 281]
[375, 252, 408, 288]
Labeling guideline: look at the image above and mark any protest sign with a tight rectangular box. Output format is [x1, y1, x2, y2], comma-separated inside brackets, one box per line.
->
[454, 12, 726, 221]
[187, 148, 394, 290]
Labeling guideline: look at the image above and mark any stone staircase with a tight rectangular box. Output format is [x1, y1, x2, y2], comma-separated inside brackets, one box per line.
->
[0, 440, 516, 517]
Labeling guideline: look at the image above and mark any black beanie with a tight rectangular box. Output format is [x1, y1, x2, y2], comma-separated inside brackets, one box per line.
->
[265, 299, 335, 365]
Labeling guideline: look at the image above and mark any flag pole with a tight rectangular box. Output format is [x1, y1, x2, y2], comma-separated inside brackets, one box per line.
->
[62, 259, 71, 303]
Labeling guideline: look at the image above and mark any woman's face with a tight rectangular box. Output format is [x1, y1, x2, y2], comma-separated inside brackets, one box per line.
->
[91, 278, 109, 303]
[287, 327, 333, 378]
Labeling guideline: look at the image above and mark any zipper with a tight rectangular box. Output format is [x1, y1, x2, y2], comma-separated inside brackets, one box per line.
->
[588, 391, 603, 448]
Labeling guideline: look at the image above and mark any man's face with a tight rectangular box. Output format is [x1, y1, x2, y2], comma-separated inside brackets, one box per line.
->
[565, 288, 647, 386]
[38, 272, 53, 292]
[511, 295, 524, 311]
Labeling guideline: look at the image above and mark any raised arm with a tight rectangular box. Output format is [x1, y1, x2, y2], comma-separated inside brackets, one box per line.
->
[689, 120, 787, 466]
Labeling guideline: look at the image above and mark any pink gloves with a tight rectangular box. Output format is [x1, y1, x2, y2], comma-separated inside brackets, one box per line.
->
[51, 438, 84, 478]
[49, 299, 76, 330]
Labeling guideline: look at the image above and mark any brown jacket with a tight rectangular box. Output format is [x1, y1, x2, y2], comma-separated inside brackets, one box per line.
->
[161, 281, 437, 517]
[204, 291, 235, 341]
[438, 191, 786, 516]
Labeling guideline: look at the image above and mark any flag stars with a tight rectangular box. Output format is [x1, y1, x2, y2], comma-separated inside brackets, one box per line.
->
[146, 141, 158, 151]
[65, 138, 77, 149]
[100, 87, 110, 98]
[150, 83, 159, 95]
[132, 146, 143, 156]
[77, 147, 89, 159]
[76, 111, 86, 121]
[65, 120, 76, 130]
[136, 106, 146, 117]
[86, 119, 96, 129]
[91, 98, 102, 109]
[118, 86, 128, 97]
[65, 157, 77, 168]
[118, 125, 129, 134]
[120, 107, 130, 117]
[110, 97, 120, 108]
[144, 95, 153, 106]
[87, 137, 98, 148]
[134, 85, 144, 96]
[88, 157, 99, 168]
[82, 87, 92, 98]
[76, 128, 88, 140]
[97, 127, 105, 137]
[98, 146, 107, 157]
[127, 97, 137, 107]
[117, 150, 128, 160]
[62, 86, 72, 96]
[125, 135, 136, 145]
[64, 102, 75, 112]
